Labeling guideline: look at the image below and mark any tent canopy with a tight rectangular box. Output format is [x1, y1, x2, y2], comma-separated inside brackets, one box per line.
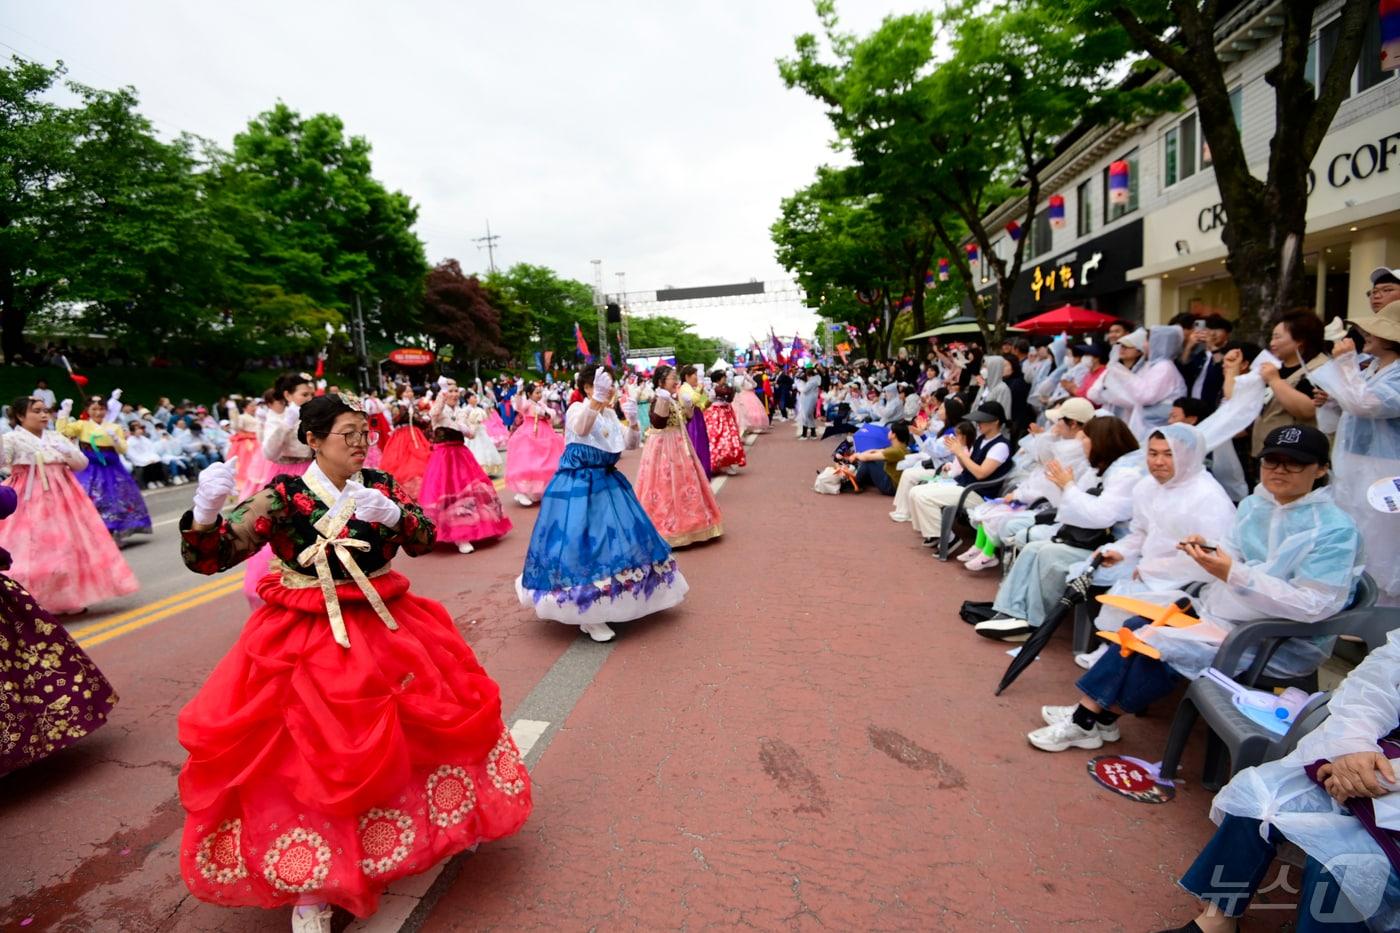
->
[907, 316, 1027, 340]
[1015, 304, 1120, 334]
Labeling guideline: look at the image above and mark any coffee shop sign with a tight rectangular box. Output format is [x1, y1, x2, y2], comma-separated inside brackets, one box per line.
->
[1199, 127, 1400, 233]
[1030, 252, 1104, 301]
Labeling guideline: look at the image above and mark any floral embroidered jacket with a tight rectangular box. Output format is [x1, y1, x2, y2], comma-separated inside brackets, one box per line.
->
[180, 469, 435, 581]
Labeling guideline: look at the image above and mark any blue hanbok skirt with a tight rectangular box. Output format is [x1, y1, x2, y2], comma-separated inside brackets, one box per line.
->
[516, 443, 687, 626]
[76, 447, 152, 542]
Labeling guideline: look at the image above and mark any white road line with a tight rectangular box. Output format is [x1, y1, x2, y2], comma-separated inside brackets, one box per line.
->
[509, 718, 551, 759]
[151, 516, 183, 529]
[710, 475, 728, 495]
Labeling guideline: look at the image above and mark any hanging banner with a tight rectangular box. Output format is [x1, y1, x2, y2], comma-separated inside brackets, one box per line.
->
[388, 347, 435, 366]
[1048, 194, 1066, 230]
[1108, 160, 1131, 205]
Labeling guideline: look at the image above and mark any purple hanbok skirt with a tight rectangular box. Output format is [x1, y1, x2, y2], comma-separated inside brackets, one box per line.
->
[76, 447, 152, 541]
[686, 412, 712, 477]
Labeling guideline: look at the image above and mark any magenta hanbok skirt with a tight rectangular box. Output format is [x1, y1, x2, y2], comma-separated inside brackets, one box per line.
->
[421, 442, 513, 543]
[505, 419, 565, 499]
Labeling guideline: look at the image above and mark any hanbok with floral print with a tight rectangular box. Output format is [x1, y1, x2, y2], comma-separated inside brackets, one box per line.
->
[703, 372, 747, 475]
[634, 366, 723, 548]
[517, 368, 688, 643]
[176, 395, 530, 932]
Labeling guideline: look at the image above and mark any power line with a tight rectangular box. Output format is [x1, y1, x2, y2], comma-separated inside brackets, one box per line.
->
[471, 220, 501, 274]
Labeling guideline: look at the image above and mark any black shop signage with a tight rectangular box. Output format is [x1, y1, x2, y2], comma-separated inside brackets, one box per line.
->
[1000, 219, 1143, 318]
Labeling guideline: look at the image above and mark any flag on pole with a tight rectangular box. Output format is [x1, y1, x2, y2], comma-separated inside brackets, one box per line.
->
[574, 322, 592, 360]
[1048, 194, 1066, 229]
[60, 355, 88, 389]
[1005, 221, 1022, 241]
[769, 328, 785, 364]
[543, 350, 554, 370]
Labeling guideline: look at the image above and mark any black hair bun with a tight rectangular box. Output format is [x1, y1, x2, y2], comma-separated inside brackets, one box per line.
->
[296, 393, 357, 445]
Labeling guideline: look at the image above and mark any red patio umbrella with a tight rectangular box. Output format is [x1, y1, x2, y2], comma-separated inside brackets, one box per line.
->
[1017, 305, 1120, 334]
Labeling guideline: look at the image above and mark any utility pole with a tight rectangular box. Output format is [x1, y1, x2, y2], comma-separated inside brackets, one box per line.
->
[615, 271, 630, 362]
[473, 220, 501, 274]
[590, 259, 607, 363]
[353, 294, 370, 393]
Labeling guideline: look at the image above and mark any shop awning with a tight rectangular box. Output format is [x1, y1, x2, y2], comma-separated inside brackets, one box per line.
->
[907, 316, 1026, 340]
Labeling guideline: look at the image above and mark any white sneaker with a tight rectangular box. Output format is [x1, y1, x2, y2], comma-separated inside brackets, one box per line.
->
[291, 905, 333, 933]
[973, 617, 1032, 641]
[456, 542, 475, 554]
[1027, 719, 1104, 752]
[725, 466, 739, 475]
[964, 553, 1000, 572]
[1040, 705, 1120, 742]
[513, 493, 533, 507]
[955, 547, 980, 562]
[889, 511, 910, 523]
[580, 622, 615, 642]
[1075, 644, 1109, 670]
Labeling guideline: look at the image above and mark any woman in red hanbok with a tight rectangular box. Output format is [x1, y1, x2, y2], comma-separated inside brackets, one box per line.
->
[379, 386, 432, 498]
[177, 394, 531, 933]
[243, 373, 316, 609]
[703, 369, 747, 475]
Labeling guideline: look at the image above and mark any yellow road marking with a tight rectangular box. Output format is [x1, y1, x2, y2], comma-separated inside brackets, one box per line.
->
[78, 577, 245, 650]
[67, 575, 239, 640]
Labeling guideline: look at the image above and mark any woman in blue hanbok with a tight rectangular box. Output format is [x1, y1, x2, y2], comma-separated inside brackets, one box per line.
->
[516, 367, 688, 643]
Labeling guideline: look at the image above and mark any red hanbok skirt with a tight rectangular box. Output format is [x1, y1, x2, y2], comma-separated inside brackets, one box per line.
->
[380, 426, 431, 500]
[703, 402, 747, 471]
[179, 571, 532, 918]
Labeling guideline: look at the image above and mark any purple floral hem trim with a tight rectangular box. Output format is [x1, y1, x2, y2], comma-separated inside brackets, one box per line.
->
[529, 560, 680, 614]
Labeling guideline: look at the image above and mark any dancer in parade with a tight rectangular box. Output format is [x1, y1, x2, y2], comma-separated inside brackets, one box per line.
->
[462, 390, 505, 477]
[0, 484, 120, 777]
[0, 396, 140, 614]
[732, 364, 770, 435]
[420, 382, 512, 554]
[242, 373, 317, 608]
[517, 367, 688, 642]
[226, 397, 267, 501]
[635, 365, 723, 547]
[505, 382, 565, 507]
[678, 365, 712, 476]
[380, 385, 432, 499]
[704, 369, 747, 476]
[176, 394, 532, 932]
[58, 393, 153, 541]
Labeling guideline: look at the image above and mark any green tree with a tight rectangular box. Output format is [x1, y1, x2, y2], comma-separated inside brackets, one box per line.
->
[780, 1, 1177, 342]
[202, 285, 342, 374]
[1070, 0, 1371, 335]
[484, 263, 597, 364]
[207, 103, 428, 343]
[624, 313, 727, 366]
[421, 259, 507, 363]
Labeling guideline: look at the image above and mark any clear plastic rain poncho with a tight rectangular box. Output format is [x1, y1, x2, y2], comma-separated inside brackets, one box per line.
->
[1030, 335, 1071, 411]
[1309, 350, 1400, 605]
[969, 428, 1089, 539]
[1092, 326, 1188, 439]
[972, 356, 1012, 415]
[1195, 367, 1271, 502]
[1135, 482, 1362, 680]
[1087, 423, 1237, 616]
[1211, 628, 1400, 931]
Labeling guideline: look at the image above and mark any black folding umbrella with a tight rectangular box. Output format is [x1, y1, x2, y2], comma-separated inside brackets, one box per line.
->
[994, 554, 1104, 696]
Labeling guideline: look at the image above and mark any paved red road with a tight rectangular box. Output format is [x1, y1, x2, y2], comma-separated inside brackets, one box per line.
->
[1, 429, 1291, 931]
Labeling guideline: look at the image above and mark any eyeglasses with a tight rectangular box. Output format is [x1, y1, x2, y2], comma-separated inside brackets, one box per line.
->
[1260, 454, 1311, 473]
[328, 430, 379, 447]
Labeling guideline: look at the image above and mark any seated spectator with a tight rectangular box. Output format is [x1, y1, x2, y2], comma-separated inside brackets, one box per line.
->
[156, 427, 192, 484]
[1028, 424, 1361, 753]
[1092, 325, 1188, 437]
[974, 415, 1142, 640]
[889, 397, 969, 522]
[1310, 298, 1400, 606]
[1168, 396, 1210, 426]
[959, 397, 1095, 572]
[908, 401, 1014, 548]
[1069, 343, 1109, 399]
[1156, 628, 1399, 933]
[125, 421, 169, 488]
[845, 421, 911, 496]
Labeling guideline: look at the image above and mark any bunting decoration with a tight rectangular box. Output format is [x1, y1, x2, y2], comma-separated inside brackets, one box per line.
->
[937, 258, 950, 281]
[1005, 220, 1022, 241]
[1384, 0, 1400, 72]
[1108, 160, 1131, 206]
[1048, 194, 1066, 230]
[965, 243, 980, 263]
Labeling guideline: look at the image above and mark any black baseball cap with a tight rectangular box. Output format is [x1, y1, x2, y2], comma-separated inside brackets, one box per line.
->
[967, 401, 1007, 424]
[1259, 424, 1330, 465]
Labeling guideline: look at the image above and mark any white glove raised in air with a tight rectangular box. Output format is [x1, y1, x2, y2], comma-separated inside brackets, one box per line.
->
[192, 457, 239, 526]
[283, 402, 301, 428]
[58, 398, 74, 418]
[343, 480, 401, 528]
[591, 368, 614, 404]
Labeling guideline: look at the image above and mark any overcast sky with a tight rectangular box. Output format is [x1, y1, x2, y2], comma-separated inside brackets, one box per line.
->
[5, 1, 919, 346]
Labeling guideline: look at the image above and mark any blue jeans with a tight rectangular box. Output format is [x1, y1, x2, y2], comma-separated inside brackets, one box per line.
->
[854, 461, 894, 495]
[1179, 815, 1373, 930]
[1075, 616, 1182, 714]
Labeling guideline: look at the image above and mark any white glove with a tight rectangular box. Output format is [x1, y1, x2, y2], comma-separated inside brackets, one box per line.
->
[591, 369, 614, 404]
[283, 403, 301, 428]
[654, 388, 673, 402]
[58, 399, 73, 418]
[343, 480, 401, 527]
[192, 457, 239, 526]
[437, 376, 450, 390]
[111, 388, 123, 401]
[621, 396, 638, 418]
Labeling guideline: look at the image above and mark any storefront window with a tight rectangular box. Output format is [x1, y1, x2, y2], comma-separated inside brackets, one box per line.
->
[1164, 114, 1199, 187]
[1358, 5, 1397, 93]
[1076, 179, 1093, 238]
[1102, 149, 1139, 224]
[1030, 208, 1053, 258]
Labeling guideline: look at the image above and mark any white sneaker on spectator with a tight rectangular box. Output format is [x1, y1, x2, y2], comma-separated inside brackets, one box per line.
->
[964, 553, 1000, 572]
[1027, 719, 1104, 752]
[921, 537, 939, 548]
[955, 547, 979, 562]
[973, 617, 1032, 641]
[1075, 644, 1109, 670]
[889, 511, 910, 523]
[580, 622, 614, 642]
[1040, 705, 1120, 742]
